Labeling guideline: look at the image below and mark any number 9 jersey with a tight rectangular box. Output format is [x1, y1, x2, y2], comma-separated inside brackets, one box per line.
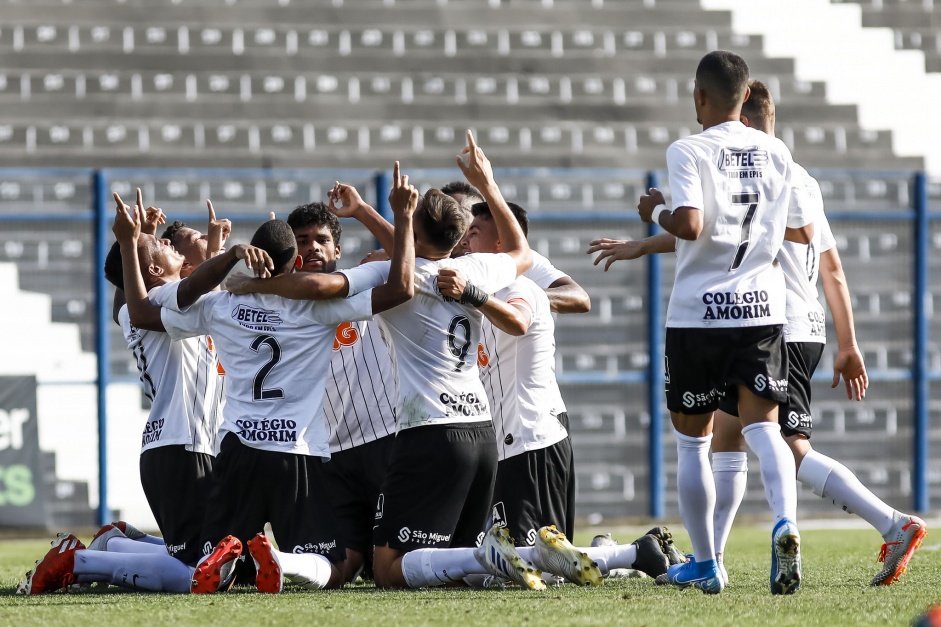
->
[341, 253, 518, 432]
[665, 120, 815, 329]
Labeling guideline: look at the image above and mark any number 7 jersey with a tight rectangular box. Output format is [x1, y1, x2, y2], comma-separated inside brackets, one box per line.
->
[665, 120, 814, 328]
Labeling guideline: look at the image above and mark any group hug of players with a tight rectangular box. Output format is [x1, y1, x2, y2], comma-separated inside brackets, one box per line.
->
[17, 50, 926, 598]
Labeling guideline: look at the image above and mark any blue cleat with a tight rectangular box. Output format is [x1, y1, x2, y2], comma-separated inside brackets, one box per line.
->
[663, 558, 724, 594]
[770, 518, 802, 595]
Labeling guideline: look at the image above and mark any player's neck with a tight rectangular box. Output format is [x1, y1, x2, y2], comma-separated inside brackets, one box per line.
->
[700, 107, 743, 131]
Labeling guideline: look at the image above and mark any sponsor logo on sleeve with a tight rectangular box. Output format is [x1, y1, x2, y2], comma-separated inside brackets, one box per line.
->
[231, 305, 282, 332]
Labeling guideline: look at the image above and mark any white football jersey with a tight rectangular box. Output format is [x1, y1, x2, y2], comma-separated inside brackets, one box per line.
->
[665, 121, 813, 328]
[342, 253, 518, 431]
[324, 320, 396, 453]
[778, 165, 837, 344]
[523, 251, 568, 289]
[477, 277, 568, 461]
[150, 281, 374, 458]
[119, 305, 223, 456]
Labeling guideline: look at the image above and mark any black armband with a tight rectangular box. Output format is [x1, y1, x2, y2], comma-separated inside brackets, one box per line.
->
[460, 282, 490, 307]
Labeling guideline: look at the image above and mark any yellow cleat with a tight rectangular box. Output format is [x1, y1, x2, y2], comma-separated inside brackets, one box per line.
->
[536, 525, 603, 587]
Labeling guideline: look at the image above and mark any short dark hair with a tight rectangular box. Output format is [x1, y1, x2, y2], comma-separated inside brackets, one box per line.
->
[104, 241, 124, 290]
[286, 202, 341, 244]
[441, 181, 483, 202]
[696, 50, 750, 111]
[415, 189, 469, 252]
[470, 201, 529, 237]
[250, 219, 298, 276]
[741, 79, 775, 133]
[161, 220, 187, 244]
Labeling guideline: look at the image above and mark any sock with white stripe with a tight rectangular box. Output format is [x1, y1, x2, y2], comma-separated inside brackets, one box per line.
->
[742, 422, 797, 524]
[797, 449, 898, 537]
[400, 548, 481, 588]
[72, 550, 193, 593]
[712, 451, 748, 557]
[674, 430, 717, 563]
[273, 549, 334, 590]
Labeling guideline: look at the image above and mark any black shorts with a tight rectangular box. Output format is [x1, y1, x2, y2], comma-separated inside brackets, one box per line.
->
[489, 435, 573, 546]
[555, 412, 576, 538]
[200, 433, 346, 564]
[664, 325, 789, 414]
[717, 342, 824, 439]
[373, 423, 497, 552]
[319, 434, 395, 554]
[139, 445, 214, 566]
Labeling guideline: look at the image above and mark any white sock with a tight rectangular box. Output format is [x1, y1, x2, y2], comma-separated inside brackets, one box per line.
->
[742, 422, 797, 525]
[400, 548, 481, 588]
[274, 549, 334, 590]
[797, 449, 898, 537]
[713, 451, 748, 556]
[136, 533, 166, 547]
[674, 430, 716, 563]
[582, 544, 638, 574]
[106, 537, 168, 555]
[73, 550, 193, 593]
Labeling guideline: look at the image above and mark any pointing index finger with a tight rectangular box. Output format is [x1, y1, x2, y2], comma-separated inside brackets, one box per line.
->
[207, 199, 216, 222]
[465, 129, 476, 151]
[393, 161, 401, 187]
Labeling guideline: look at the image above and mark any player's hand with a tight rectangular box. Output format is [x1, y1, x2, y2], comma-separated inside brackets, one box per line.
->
[141, 206, 166, 236]
[231, 244, 274, 279]
[359, 249, 390, 265]
[832, 345, 868, 401]
[328, 181, 369, 219]
[456, 130, 494, 190]
[206, 199, 231, 257]
[586, 238, 646, 271]
[436, 267, 467, 300]
[388, 161, 419, 218]
[224, 272, 257, 295]
[112, 190, 142, 244]
[638, 188, 666, 223]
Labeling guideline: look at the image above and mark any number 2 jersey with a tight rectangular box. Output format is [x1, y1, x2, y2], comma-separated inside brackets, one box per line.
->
[341, 252, 519, 432]
[149, 281, 375, 459]
[665, 120, 814, 329]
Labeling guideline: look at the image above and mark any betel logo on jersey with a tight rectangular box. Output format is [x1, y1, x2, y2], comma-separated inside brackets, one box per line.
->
[231, 305, 282, 332]
[717, 147, 768, 179]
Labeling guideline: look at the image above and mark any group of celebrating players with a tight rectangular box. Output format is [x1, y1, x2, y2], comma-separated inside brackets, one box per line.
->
[16, 50, 926, 598]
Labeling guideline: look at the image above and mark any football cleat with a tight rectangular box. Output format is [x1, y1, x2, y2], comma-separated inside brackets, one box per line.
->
[535, 525, 603, 587]
[108, 521, 148, 542]
[645, 526, 689, 566]
[191, 535, 242, 594]
[89, 524, 128, 552]
[247, 533, 284, 594]
[474, 524, 546, 591]
[871, 514, 927, 586]
[16, 533, 85, 595]
[716, 554, 729, 587]
[630, 534, 670, 578]
[770, 518, 801, 595]
[663, 558, 724, 594]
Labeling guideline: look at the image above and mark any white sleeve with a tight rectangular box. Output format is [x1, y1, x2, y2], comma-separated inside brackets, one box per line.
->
[818, 212, 836, 253]
[117, 305, 140, 349]
[786, 165, 816, 229]
[523, 251, 568, 289]
[148, 282, 184, 312]
[157, 291, 219, 341]
[452, 252, 518, 293]
[500, 281, 536, 330]
[340, 261, 391, 296]
[310, 290, 375, 326]
[666, 140, 704, 211]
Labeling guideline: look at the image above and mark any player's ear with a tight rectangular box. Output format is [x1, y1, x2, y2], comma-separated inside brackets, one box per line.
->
[334, 244, 341, 260]
[147, 263, 164, 278]
[294, 255, 303, 269]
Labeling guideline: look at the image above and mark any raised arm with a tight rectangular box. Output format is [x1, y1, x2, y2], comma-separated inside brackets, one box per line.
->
[638, 188, 702, 241]
[820, 246, 868, 400]
[544, 277, 591, 314]
[329, 182, 396, 254]
[370, 161, 417, 314]
[113, 190, 165, 332]
[206, 199, 231, 258]
[457, 130, 531, 275]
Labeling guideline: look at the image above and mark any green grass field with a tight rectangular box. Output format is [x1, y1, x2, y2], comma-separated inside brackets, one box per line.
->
[0, 525, 938, 627]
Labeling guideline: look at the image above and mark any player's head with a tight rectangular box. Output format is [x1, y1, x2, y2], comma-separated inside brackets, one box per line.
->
[103, 241, 124, 291]
[135, 233, 186, 289]
[162, 221, 209, 278]
[466, 201, 529, 254]
[250, 219, 298, 277]
[442, 181, 484, 258]
[413, 188, 470, 256]
[286, 202, 341, 274]
[693, 50, 751, 123]
[740, 79, 775, 136]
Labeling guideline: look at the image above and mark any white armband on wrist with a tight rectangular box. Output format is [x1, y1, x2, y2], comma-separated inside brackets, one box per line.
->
[651, 204, 670, 225]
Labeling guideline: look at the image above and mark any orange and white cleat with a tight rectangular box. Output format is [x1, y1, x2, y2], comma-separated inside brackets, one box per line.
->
[191, 535, 242, 594]
[246, 533, 283, 594]
[871, 515, 927, 586]
[16, 533, 85, 595]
